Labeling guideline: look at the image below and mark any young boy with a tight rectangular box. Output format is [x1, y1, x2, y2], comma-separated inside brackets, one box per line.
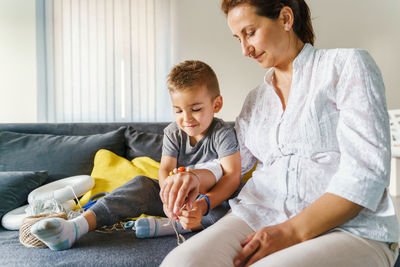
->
[154, 60, 241, 233]
[30, 60, 241, 250]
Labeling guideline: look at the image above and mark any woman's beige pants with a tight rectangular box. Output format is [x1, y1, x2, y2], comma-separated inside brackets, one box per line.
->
[161, 212, 398, 267]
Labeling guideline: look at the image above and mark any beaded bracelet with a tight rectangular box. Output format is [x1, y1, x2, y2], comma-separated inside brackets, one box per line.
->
[198, 194, 210, 216]
[168, 166, 189, 176]
[169, 166, 200, 184]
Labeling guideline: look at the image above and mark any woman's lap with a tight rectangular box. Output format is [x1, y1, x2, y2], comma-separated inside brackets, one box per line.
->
[161, 212, 397, 267]
[161, 211, 253, 267]
[251, 230, 397, 267]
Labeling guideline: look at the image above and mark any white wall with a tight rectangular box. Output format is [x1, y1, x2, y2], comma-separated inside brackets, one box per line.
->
[0, 0, 399, 122]
[308, 0, 400, 111]
[0, 0, 37, 123]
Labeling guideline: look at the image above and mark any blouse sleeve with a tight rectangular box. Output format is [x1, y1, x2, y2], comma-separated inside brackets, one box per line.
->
[235, 92, 258, 178]
[326, 49, 391, 212]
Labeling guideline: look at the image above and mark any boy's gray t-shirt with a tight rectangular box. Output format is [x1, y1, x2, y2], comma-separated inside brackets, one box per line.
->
[162, 118, 239, 167]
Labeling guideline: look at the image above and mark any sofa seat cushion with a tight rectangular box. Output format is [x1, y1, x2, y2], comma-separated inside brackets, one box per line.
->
[0, 171, 48, 219]
[0, 227, 195, 266]
[0, 127, 126, 182]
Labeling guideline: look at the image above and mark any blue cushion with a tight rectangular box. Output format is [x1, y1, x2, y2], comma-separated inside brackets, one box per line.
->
[0, 171, 48, 219]
[0, 127, 126, 182]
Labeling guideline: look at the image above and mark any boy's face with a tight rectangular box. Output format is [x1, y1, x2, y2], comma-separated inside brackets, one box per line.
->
[170, 85, 222, 144]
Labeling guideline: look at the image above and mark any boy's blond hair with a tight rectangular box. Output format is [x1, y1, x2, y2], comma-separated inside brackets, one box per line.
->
[167, 60, 220, 99]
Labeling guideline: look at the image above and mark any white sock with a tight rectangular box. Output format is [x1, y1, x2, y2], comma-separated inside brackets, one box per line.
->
[135, 217, 192, 238]
[30, 216, 89, 250]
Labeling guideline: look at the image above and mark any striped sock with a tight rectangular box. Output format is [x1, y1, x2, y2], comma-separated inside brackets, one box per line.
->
[135, 217, 191, 238]
[30, 216, 89, 250]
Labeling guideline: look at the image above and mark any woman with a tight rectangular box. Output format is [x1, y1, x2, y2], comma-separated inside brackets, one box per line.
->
[161, 0, 399, 266]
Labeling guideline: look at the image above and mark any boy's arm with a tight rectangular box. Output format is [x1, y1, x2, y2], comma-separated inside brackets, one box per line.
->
[164, 168, 216, 218]
[159, 156, 216, 191]
[158, 155, 177, 189]
[198, 151, 241, 213]
[159, 155, 217, 218]
[158, 155, 177, 219]
[178, 151, 241, 229]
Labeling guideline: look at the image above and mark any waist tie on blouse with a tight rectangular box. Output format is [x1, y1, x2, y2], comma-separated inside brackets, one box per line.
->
[264, 143, 337, 166]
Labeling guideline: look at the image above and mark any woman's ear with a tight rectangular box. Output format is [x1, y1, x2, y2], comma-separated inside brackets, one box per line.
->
[280, 6, 294, 31]
[213, 95, 223, 113]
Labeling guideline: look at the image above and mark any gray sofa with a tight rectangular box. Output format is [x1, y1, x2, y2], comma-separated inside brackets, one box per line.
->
[2, 122, 399, 267]
[0, 122, 197, 267]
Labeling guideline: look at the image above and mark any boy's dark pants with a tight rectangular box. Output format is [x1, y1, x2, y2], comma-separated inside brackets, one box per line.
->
[90, 175, 230, 228]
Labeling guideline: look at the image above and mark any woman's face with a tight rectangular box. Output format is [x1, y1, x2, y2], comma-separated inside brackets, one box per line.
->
[227, 4, 289, 69]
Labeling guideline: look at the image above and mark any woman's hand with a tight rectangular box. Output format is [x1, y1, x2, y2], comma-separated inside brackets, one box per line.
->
[178, 198, 208, 230]
[234, 222, 300, 267]
[234, 193, 363, 266]
[159, 171, 200, 220]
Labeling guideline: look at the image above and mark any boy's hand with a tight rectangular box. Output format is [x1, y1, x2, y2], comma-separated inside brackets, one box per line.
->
[160, 171, 200, 220]
[177, 199, 207, 230]
[162, 204, 174, 220]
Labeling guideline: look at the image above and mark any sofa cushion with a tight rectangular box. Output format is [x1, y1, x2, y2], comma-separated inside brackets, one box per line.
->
[79, 149, 159, 208]
[0, 227, 195, 266]
[0, 127, 126, 182]
[0, 171, 48, 219]
[125, 126, 163, 162]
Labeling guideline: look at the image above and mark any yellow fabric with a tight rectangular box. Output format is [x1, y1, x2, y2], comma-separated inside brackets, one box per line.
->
[241, 163, 257, 183]
[78, 149, 160, 209]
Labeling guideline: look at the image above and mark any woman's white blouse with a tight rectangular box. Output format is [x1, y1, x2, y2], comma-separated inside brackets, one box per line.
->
[230, 43, 399, 242]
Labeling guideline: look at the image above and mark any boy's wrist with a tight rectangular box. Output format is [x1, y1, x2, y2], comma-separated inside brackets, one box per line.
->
[197, 197, 208, 215]
[198, 194, 210, 216]
[159, 176, 168, 189]
[189, 170, 201, 184]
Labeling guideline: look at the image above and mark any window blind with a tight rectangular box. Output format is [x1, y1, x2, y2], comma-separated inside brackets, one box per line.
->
[41, 0, 172, 122]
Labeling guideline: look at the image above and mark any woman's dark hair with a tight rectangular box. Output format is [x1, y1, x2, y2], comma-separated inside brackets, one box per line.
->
[221, 0, 314, 45]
